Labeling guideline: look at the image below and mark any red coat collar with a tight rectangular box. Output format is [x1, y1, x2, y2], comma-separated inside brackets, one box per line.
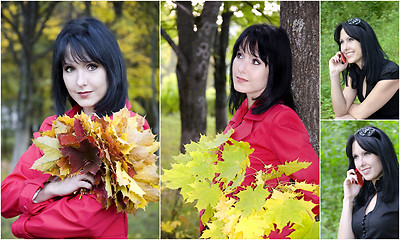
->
[227, 99, 281, 141]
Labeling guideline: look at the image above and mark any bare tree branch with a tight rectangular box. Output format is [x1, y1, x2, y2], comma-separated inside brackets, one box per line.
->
[1, 6, 24, 45]
[32, 2, 57, 45]
[174, 1, 194, 20]
[244, 1, 273, 24]
[33, 44, 54, 62]
[161, 27, 188, 71]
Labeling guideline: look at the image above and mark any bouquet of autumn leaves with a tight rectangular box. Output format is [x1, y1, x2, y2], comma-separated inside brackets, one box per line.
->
[162, 129, 319, 239]
[31, 107, 159, 214]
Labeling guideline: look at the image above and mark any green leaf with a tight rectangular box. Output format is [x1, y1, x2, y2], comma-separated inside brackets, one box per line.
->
[235, 185, 270, 217]
[216, 140, 252, 184]
[188, 180, 222, 210]
[201, 219, 226, 239]
[162, 163, 195, 200]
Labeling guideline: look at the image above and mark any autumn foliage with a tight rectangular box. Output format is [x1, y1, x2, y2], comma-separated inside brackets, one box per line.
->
[162, 129, 319, 238]
[31, 107, 159, 214]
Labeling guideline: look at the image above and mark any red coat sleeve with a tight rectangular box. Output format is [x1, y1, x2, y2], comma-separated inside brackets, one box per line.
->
[1, 116, 128, 238]
[268, 108, 319, 185]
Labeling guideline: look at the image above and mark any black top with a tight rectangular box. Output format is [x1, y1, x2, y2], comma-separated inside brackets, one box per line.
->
[352, 179, 399, 239]
[349, 59, 399, 119]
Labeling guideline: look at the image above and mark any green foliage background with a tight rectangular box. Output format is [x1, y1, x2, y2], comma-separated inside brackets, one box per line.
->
[321, 120, 399, 238]
[320, 1, 399, 119]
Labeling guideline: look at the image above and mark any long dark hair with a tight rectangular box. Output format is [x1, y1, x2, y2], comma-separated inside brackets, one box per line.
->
[346, 126, 399, 205]
[334, 18, 388, 88]
[52, 17, 128, 117]
[228, 24, 295, 115]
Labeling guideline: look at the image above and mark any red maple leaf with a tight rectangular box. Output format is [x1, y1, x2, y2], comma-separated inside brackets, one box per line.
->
[58, 133, 79, 147]
[60, 135, 102, 175]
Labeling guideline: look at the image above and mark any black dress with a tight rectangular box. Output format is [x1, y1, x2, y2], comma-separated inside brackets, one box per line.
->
[348, 59, 399, 119]
[352, 179, 399, 239]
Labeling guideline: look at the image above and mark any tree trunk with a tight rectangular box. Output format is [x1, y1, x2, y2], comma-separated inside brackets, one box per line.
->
[280, 1, 320, 154]
[175, 1, 221, 152]
[4, 2, 57, 171]
[213, 9, 233, 133]
[150, 2, 159, 138]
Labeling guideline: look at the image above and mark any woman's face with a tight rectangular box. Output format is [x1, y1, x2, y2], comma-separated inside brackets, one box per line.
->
[63, 48, 108, 116]
[352, 140, 383, 184]
[232, 46, 269, 105]
[339, 29, 363, 68]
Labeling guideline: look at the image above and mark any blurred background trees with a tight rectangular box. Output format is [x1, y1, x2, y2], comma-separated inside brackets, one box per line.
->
[1, 1, 159, 238]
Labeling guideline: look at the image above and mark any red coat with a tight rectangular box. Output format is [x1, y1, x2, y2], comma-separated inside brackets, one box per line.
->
[225, 100, 319, 187]
[224, 100, 319, 238]
[1, 102, 149, 239]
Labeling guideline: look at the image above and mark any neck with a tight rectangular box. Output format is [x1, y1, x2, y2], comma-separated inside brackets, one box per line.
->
[371, 174, 383, 187]
[355, 59, 363, 69]
[247, 97, 255, 109]
[83, 107, 95, 117]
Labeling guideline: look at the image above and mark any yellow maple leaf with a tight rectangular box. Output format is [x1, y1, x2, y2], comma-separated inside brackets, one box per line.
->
[278, 159, 311, 177]
[31, 136, 62, 172]
[133, 165, 159, 185]
[234, 211, 273, 238]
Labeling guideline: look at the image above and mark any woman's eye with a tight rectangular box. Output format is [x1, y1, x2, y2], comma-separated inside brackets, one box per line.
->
[353, 155, 358, 160]
[364, 151, 371, 156]
[64, 66, 74, 73]
[87, 64, 98, 71]
[252, 59, 261, 65]
[236, 52, 243, 59]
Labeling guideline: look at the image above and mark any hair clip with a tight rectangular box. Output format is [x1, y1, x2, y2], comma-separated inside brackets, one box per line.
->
[346, 18, 366, 30]
[355, 126, 376, 137]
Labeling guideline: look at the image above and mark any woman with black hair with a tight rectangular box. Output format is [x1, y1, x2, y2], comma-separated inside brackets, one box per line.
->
[1, 17, 149, 238]
[338, 126, 399, 239]
[223, 23, 319, 237]
[329, 18, 399, 119]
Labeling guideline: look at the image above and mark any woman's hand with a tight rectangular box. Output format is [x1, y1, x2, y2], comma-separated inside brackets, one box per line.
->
[34, 173, 95, 203]
[329, 52, 348, 76]
[343, 169, 362, 201]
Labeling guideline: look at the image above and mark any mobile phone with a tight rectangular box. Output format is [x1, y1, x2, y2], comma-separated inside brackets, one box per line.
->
[355, 168, 364, 186]
[339, 53, 347, 64]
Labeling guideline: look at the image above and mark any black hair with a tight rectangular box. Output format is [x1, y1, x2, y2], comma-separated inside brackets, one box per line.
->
[334, 18, 388, 88]
[52, 17, 128, 117]
[346, 126, 399, 205]
[228, 24, 295, 115]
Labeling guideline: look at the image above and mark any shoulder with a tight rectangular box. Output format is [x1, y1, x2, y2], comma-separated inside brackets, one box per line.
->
[34, 115, 57, 138]
[254, 104, 304, 132]
[267, 104, 302, 123]
[379, 59, 399, 80]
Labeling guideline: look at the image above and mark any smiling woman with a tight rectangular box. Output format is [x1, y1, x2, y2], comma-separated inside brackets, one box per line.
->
[329, 18, 399, 120]
[62, 48, 109, 117]
[338, 126, 399, 239]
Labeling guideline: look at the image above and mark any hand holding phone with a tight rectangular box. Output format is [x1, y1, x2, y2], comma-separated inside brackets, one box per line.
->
[339, 52, 347, 64]
[355, 168, 364, 186]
